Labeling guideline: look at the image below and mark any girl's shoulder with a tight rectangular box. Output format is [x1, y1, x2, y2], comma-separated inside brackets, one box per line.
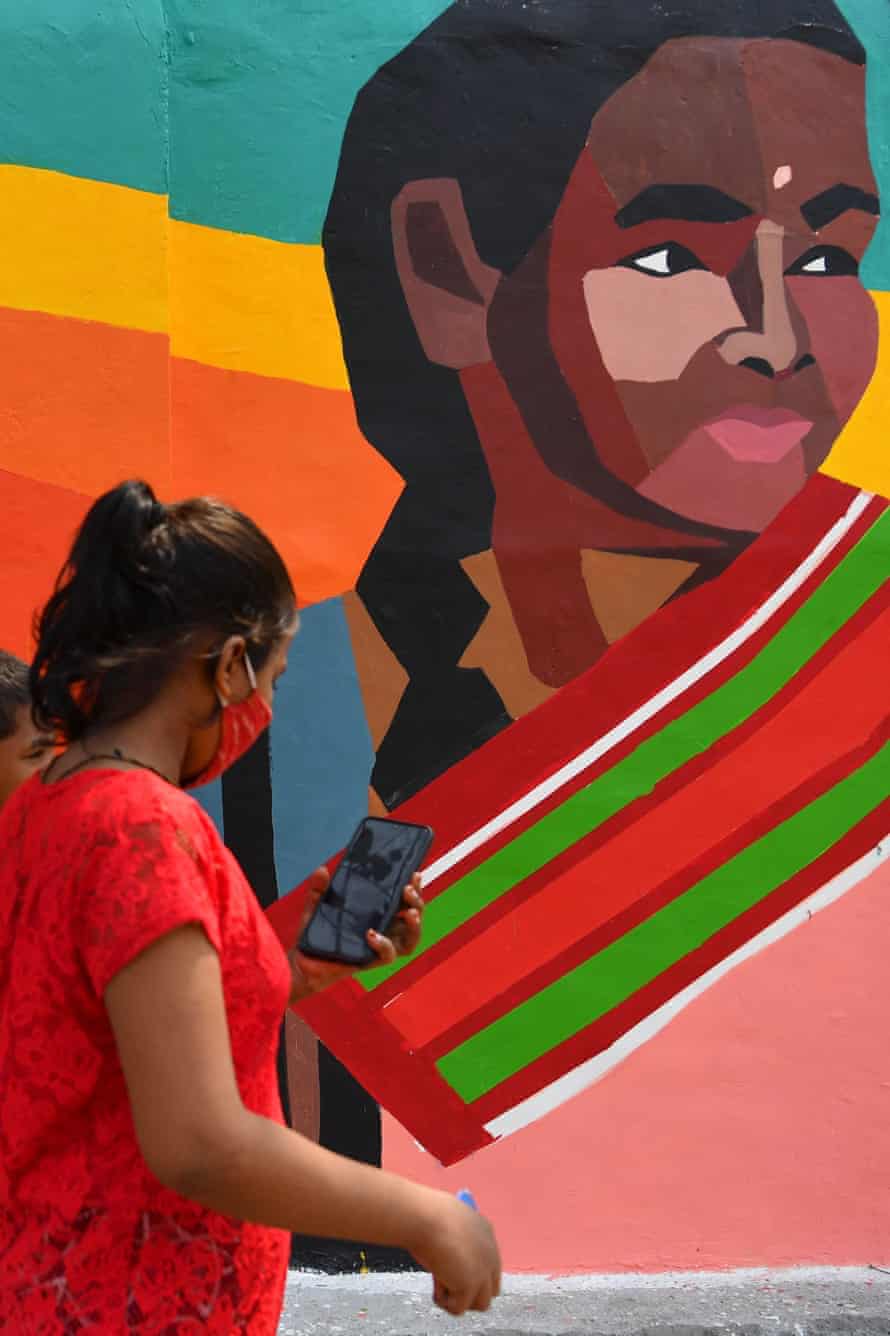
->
[32, 767, 224, 861]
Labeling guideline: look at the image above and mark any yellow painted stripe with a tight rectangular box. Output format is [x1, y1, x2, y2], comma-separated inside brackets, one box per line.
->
[0, 164, 350, 389]
[1, 164, 889, 489]
[0, 165, 168, 334]
[821, 289, 890, 496]
[168, 219, 348, 390]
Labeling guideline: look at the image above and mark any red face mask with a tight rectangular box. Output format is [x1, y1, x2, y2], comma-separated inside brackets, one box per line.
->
[183, 653, 273, 789]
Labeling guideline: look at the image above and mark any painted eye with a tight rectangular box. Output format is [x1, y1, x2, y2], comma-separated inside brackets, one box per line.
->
[786, 246, 859, 277]
[618, 243, 707, 277]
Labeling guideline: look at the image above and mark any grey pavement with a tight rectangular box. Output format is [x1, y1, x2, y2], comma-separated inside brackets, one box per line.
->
[279, 1265, 890, 1335]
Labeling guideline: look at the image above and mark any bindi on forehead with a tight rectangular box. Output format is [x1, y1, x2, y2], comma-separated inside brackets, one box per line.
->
[585, 36, 871, 224]
[740, 40, 872, 206]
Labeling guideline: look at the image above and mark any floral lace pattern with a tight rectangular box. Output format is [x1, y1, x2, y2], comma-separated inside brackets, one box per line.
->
[0, 770, 292, 1332]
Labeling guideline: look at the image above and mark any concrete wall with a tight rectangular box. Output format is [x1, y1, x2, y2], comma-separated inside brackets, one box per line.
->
[1, 0, 888, 1275]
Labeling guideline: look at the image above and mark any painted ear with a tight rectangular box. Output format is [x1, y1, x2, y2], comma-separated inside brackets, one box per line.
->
[391, 178, 501, 369]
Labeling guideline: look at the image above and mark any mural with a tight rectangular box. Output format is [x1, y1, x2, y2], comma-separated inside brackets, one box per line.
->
[1, 0, 888, 1274]
[327, 0, 882, 808]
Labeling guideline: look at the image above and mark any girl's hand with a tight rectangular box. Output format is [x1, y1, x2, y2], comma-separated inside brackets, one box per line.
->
[409, 1192, 502, 1316]
[288, 867, 424, 1001]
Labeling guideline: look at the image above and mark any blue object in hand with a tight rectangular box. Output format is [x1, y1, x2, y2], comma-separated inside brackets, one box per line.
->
[456, 1189, 478, 1210]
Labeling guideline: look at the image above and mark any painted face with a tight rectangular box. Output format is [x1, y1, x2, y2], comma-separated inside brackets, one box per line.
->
[489, 38, 879, 536]
[0, 706, 54, 809]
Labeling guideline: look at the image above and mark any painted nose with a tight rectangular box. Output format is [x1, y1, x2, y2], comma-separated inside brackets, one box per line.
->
[719, 222, 808, 378]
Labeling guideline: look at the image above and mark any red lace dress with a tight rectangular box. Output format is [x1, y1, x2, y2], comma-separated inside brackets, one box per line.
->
[0, 769, 293, 1333]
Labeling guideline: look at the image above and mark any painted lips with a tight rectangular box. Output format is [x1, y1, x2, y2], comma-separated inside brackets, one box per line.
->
[703, 406, 814, 463]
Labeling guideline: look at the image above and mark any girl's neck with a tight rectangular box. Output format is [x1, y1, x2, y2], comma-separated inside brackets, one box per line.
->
[59, 709, 189, 787]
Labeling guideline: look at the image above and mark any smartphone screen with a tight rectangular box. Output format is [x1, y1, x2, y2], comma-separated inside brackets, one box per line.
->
[298, 817, 433, 965]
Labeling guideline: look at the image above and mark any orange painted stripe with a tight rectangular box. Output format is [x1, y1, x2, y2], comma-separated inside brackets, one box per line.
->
[0, 308, 402, 606]
[0, 470, 92, 660]
[0, 306, 171, 498]
[170, 357, 402, 606]
[384, 602, 890, 1050]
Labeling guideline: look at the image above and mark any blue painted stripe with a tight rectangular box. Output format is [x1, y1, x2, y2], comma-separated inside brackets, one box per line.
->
[269, 597, 373, 894]
[193, 776, 225, 837]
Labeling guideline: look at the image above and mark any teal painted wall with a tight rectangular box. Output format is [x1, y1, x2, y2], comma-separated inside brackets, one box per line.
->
[1, 1, 888, 280]
[165, 0, 448, 242]
[0, 0, 167, 192]
[840, 0, 890, 284]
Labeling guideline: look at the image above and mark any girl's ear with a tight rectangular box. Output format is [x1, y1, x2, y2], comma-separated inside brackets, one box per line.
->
[212, 636, 247, 704]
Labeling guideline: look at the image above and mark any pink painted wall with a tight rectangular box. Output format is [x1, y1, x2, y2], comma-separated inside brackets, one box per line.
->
[384, 859, 890, 1272]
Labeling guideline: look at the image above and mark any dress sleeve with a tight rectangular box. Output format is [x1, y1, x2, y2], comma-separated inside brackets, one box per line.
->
[73, 787, 225, 997]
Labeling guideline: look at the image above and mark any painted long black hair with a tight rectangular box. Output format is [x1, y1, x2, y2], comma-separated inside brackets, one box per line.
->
[323, 0, 865, 806]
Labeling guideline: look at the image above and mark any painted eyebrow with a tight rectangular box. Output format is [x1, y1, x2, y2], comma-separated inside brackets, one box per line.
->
[614, 185, 754, 228]
[800, 183, 880, 231]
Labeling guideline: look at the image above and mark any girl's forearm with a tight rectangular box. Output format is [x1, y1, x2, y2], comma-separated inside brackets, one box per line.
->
[177, 1109, 444, 1252]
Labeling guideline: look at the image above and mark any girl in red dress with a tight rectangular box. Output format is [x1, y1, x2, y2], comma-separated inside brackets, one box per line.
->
[0, 480, 500, 1333]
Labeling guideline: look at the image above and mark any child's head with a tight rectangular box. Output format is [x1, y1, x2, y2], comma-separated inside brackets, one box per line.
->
[0, 651, 54, 808]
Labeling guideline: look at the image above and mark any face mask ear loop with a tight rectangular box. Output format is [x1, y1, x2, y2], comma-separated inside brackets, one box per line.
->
[183, 649, 272, 791]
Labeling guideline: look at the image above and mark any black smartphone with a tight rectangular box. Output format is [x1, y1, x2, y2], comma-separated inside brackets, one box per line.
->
[297, 817, 434, 966]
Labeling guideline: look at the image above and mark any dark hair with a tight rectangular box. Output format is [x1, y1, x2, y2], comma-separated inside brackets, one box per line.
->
[324, 0, 865, 557]
[0, 650, 30, 740]
[31, 480, 296, 742]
